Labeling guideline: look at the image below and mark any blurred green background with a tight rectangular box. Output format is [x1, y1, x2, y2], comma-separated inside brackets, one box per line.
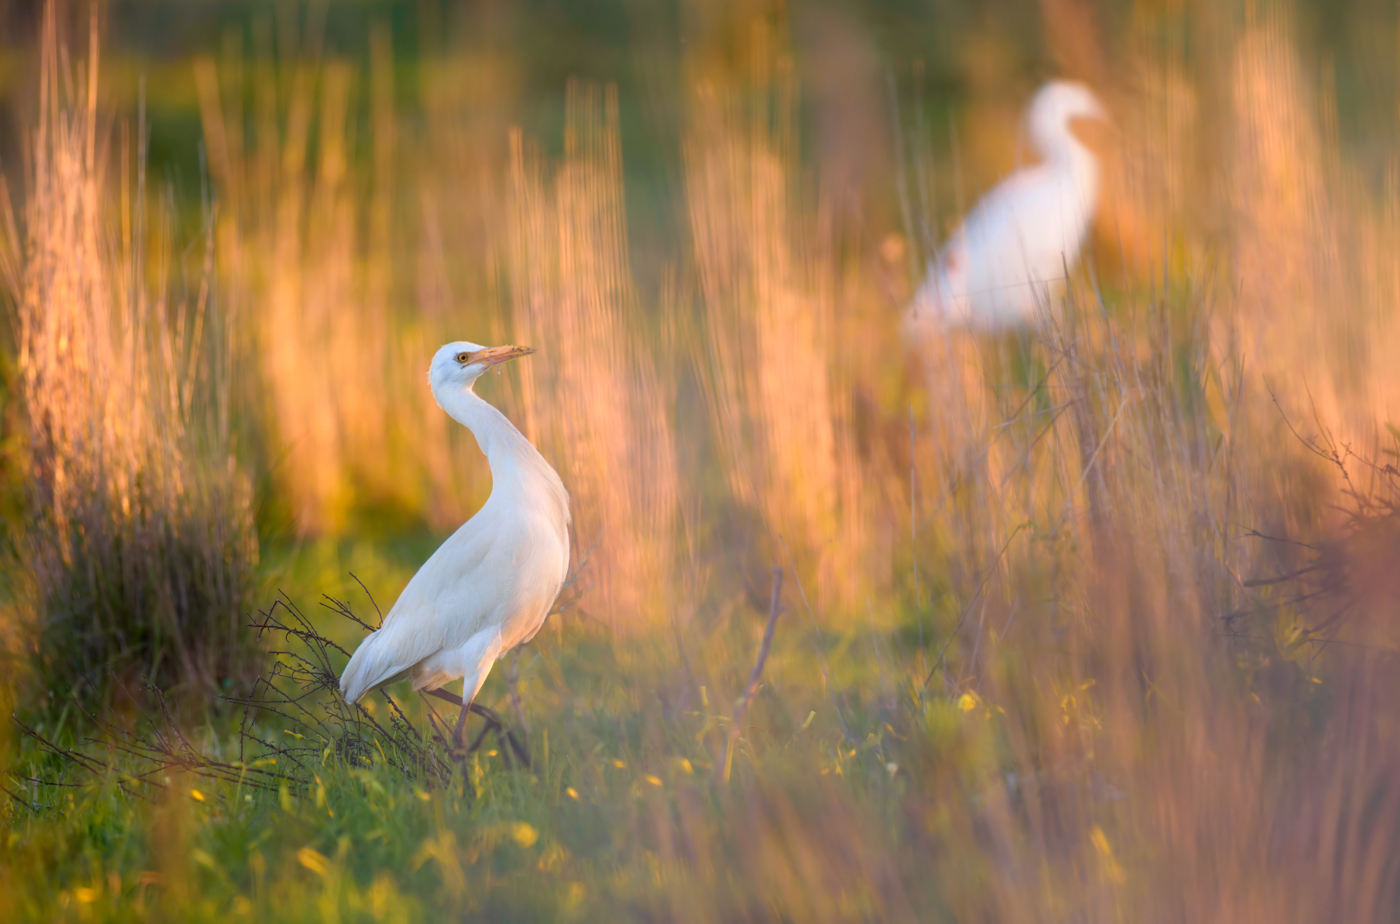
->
[1, 0, 1397, 265]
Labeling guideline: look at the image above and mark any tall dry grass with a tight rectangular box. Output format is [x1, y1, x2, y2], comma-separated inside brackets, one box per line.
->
[505, 83, 679, 627]
[927, 309, 1400, 919]
[1226, 12, 1400, 448]
[195, 22, 498, 536]
[1, 10, 257, 701]
[684, 39, 867, 610]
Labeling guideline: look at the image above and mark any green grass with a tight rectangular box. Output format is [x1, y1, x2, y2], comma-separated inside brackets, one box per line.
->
[3, 540, 977, 921]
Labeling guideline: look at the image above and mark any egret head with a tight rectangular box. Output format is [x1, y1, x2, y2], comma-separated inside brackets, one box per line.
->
[429, 341, 534, 396]
[1026, 81, 1107, 160]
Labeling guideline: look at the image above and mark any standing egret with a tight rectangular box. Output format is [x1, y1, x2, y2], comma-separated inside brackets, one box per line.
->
[905, 81, 1108, 337]
[340, 342, 570, 751]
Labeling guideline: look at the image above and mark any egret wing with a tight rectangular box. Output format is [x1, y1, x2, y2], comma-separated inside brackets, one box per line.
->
[339, 513, 511, 702]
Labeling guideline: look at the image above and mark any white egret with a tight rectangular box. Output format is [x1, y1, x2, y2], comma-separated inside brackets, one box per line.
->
[340, 342, 570, 751]
[905, 81, 1107, 336]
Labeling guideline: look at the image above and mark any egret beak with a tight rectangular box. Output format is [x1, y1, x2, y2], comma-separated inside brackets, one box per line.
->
[1088, 99, 1115, 131]
[471, 345, 535, 368]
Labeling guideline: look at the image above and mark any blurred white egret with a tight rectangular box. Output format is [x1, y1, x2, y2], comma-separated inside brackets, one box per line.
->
[340, 342, 570, 750]
[905, 81, 1107, 336]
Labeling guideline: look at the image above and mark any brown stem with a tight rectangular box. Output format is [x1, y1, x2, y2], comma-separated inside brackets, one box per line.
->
[722, 567, 783, 783]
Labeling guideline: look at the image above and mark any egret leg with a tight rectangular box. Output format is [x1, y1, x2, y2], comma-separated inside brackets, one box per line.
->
[424, 688, 532, 766]
[451, 697, 474, 751]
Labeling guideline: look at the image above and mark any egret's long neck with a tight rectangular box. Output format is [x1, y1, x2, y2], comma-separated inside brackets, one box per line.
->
[1033, 120, 1097, 177]
[1033, 122, 1099, 222]
[435, 385, 565, 507]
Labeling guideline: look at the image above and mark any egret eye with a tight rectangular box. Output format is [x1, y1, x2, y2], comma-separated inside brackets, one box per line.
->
[455, 351, 472, 364]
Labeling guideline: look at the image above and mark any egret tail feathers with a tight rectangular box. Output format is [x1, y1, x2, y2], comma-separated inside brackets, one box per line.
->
[340, 630, 415, 704]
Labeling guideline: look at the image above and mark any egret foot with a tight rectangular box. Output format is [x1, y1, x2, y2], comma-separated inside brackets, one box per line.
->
[425, 688, 531, 767]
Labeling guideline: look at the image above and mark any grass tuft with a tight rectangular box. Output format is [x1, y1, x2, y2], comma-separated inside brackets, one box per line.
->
[2, 9, 257, 706]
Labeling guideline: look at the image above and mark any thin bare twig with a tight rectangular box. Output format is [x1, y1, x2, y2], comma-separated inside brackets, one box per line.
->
[722, 567, 783, 783]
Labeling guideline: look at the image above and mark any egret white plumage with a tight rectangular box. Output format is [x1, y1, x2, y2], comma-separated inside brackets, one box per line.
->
[905, 81, 1107, 336]
[340, 342, 570, 750]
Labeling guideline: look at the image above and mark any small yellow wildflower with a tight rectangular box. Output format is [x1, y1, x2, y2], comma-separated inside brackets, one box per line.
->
[297, 847, 332, 877]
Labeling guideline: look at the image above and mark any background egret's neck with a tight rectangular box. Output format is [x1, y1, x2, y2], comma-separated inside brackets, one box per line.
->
[1032, 120, 1096, 173]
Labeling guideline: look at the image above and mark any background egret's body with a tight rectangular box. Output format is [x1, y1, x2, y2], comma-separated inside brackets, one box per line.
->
[905, 81, 1106, 336]
[340, 342, 569, 745]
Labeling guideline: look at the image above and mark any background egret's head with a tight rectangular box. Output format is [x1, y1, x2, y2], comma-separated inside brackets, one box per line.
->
[429, 340, 535, 396]
[1027, 81, 1108, 159]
